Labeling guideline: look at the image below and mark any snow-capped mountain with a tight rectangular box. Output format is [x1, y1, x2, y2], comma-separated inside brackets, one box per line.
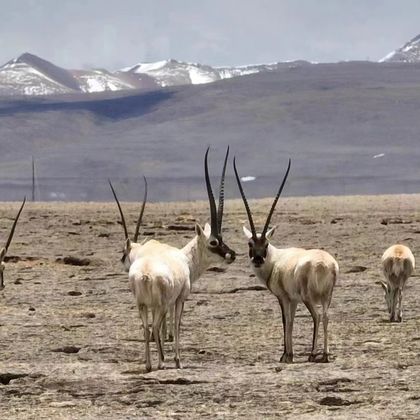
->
[0, 53, 310, 97]
[0, 53, 81, 96]
[380, 34, 420, 63]
[118, 59, 309, 87]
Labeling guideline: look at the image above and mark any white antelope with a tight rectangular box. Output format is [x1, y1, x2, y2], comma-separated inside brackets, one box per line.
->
[379, 244, 415, 322]
[110, 148, 236, 372]
[234, 159, 338, 363]
[0, 198, 26, 290]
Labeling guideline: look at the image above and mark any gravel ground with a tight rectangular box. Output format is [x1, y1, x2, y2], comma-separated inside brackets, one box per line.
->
[0, 195, 419, 419]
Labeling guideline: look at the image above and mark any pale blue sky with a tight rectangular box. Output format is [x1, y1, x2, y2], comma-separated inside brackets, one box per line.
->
[1, 0, 419, 69]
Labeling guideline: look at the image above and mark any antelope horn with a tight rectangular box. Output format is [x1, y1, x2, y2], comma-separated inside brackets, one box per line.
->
[233, 157, 257, 238]
[133, 176, 148, 243]
[261, 158, 291, 237]
[217, 146, 230, 233]
[108, 179, 129, 240]
[4, 197, 26, 253]
[204, 147, 218, 236]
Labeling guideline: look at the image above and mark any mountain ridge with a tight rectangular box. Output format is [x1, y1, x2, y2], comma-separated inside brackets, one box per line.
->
[0, 52, 312, 97]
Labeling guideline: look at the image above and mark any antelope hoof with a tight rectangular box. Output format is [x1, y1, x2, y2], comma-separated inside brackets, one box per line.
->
[145, 363, 152, 373]
[318, 353, 330, 363]
[308, 353, 317, 362]
[174, 358, 183, 369]
[168, 334, 174, 342]
[157, 363, 165, 370]
[280, 352, 293, 363]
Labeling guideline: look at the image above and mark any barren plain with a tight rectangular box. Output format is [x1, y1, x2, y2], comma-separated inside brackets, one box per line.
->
[0, 194, 419, 419]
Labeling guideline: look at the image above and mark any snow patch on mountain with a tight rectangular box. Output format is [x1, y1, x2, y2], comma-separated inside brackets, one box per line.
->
[120, 59, 221, 86]
[73, 70, 135, 93]
[380, 34, 420, 63]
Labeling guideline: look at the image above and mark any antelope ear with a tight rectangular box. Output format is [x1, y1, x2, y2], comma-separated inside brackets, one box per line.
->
[243, 226, 252, 239]
[0, 248, 5, 262]
[376, 280, 388, 292]
[266, 226, 277, 239]
[195, 224, 205, 237]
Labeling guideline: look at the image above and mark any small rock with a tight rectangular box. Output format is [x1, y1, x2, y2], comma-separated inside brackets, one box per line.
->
[49, 401, 77, 408]
[207, 267, 226, 273]
[14, 279, 22, 285]
[57, 256, 91, 266]
[0, 373, 28, 385]
[345, 266, 367, 273]
[381, 217, 411, 225]
[28, 307, 36, 312]
[52, 346, 81, 354]
[68, 291, 82, 296]
[166, 224, 195, 231]
[319, 396, 354, 406]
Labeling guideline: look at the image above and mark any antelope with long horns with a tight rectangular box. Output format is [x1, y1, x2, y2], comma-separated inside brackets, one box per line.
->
[110, 148, 236, 371]
[379, 244, 415, 322]
[234, 159, 338, 363]
[0, 198, 26, 290]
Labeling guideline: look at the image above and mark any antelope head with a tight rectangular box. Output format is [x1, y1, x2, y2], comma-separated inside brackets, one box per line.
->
[234, 158, 291, 268]
[0, 197, 26, 290]
[199, 147, 236, 264]
[109, 177, 147, 271]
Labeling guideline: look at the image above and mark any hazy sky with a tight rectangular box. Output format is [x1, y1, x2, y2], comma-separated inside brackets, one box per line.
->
[1, 0, 419, 70]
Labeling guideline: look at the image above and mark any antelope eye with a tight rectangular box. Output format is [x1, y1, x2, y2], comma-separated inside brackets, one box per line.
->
[209, 239, 219, 247]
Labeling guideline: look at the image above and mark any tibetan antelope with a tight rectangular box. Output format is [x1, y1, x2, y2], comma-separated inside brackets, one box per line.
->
[0, 198, 26, 290]
[234, 158, 338, 363]
[379, 244, 415, 322]
[110, 148, 236, 372]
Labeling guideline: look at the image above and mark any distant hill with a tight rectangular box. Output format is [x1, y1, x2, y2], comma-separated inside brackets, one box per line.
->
[1, 61, 420, 201]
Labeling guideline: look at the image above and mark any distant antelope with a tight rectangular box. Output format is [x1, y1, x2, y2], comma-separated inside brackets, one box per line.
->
[110, 148, 236, 371]
[0, 198, 26, 290]
[379, 244, 415, 322]
[234, 158, 338, 363]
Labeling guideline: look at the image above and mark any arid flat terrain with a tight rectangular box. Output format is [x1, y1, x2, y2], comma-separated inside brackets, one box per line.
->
[0, 195, 419, 419]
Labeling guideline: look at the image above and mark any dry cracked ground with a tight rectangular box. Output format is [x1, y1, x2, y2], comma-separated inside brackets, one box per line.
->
[0, 195, 419, 419]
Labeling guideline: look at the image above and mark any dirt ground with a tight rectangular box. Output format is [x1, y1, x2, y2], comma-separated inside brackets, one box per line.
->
[0, 195, 419, 419]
